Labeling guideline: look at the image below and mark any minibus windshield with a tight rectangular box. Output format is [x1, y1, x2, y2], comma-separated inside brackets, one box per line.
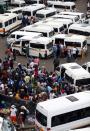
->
[36, 110, 47, 126]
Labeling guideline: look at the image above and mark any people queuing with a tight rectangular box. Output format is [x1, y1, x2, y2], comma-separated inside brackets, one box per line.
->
[53, 43, 79, 70]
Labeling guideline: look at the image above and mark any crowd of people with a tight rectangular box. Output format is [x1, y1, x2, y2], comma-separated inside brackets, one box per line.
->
[0, 45, 86, 128]
[53, 43, 86, 70]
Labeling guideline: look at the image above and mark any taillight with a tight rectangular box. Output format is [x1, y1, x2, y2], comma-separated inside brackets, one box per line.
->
[47, 128, 51, 131]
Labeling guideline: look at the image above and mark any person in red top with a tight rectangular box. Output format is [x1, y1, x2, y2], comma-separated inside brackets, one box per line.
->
[34, 64, 38, 79]
[10, 105, 17, 124]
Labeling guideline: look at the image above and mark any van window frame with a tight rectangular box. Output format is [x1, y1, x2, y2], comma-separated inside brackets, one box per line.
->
[51, 106, 90, 127]
[76, 78, 90, 86]
[11, 34, 15, 38]
[30, 43, 45, 49]
[69, 29, 90, 36]
[36, 110, 47, 127]
[5, 21, 8, 27]
[17, 35, 23, 39]
[9, 19, 13, 25]
[0, 23, 2, 28]
[65, 41, 81, 47]
[46, 11, 56, 18]
[59, 26, 64, 32]
[36, 13, 44, 18]
[13, 17, 16, 23]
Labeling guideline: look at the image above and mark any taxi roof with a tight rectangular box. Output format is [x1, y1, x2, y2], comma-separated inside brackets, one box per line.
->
[37, 91, 90, 116]
[22, 4, 45, 11]
[0, 13, 18, 22]
[36, 7, 57, 15]
[65, 34, 86, 42]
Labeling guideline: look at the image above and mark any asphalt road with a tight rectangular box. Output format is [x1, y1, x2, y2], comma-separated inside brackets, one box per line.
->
[0, 0, 90, 72]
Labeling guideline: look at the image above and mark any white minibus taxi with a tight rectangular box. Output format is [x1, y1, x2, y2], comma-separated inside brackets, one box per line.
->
[36, 20, 65, 33]
[53, 33, 67, 45]
[68, 24, 90, 45]
[64, 34, 87, 55]
[11, 36, 53, 58]
[5, 7, 23, 19]
[36, 8, 57, 20]
[0, 13, 22, 35]
[21, 24, 55, 37]
[7, 31, 42, 45]
[59, 62, 81, 78]
[59, 11, 86, 23]
[22, 4, 45, 16]
[36, 91, 90, 131]
[53, 17, 73, 27]
[48, 17, 73, 33]
[47, 1, 76, 12]
[68, 23, 90, 36]
[52, 14, 79, 23]
[65, 65, 90, 87]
